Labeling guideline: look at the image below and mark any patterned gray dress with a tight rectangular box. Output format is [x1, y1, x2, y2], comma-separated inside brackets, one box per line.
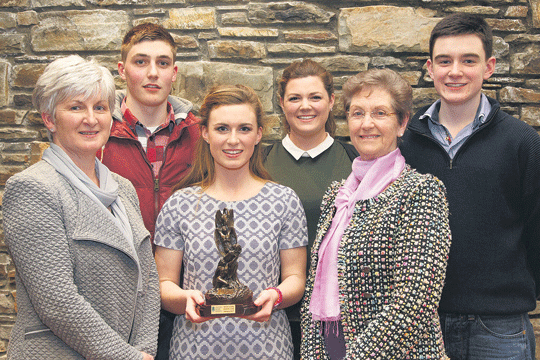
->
[154, 182, 308, 360]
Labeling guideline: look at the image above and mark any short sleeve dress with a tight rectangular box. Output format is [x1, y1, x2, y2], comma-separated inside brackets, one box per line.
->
[154, 181, 308, 360]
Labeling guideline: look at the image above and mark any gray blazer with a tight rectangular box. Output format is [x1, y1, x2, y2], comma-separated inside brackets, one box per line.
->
[3, 160, 160, 360]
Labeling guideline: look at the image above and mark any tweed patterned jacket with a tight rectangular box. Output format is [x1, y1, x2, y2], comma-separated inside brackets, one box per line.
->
[301, 166, 451, 360]
[3, 160, 160, 360]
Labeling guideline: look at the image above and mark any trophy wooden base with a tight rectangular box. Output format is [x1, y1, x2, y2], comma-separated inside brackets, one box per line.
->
[198, 302, 261, 317]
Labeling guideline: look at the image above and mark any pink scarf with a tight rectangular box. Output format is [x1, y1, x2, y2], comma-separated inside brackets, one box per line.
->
[309, 148, 406, 322]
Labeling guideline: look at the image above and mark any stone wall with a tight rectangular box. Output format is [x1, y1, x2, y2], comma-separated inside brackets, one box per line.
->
[1, 0, 540, 358]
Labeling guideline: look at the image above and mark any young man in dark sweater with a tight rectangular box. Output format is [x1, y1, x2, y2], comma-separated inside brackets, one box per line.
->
[400, 13, 540, 359]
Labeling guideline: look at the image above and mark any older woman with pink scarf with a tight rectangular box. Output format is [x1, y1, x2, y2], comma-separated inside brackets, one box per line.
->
[300, 68, 451, 360]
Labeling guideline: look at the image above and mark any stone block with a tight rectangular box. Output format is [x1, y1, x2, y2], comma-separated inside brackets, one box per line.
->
[218, 27, 278, 38]
[263, 114, 282, 140]
[267, 43, 335, 55]
[312, 55, 369, 73]
[164, 8, 216, 30]
[0, 128, 40, 141]
[335, 119, 351, 139]
[248, 2, 334, 24]
[505, 6, 529, 17]
[494, 60, 510, 75]
[208, 40, 266, 59]
[333, 91, 345, 119]
[0, 295, 14, 315]
[0, 165, 26, 186]
[1, 154, 28, 165]
[0, 326, 12, 341]
[133, 17, 160, 27]
[1, 143, 30, 152]
[282, 30, 337, 42]
[499, 86, 540, 103]
[0, 110, 24, 125]
[446, 6, 500, 15]
[88, 0, 183, 4]
[493, 36, 509, 58]
[32, 0, 85, 6]
[339, 6, 440, 54]
[13, 63, 47, 89]
[399, 71, 423, 86]
[30, 142, 49, 165]
[0, 34, 25, 55]
[511, 44, 540, 75]
[526, 79, 540, 89]
[31, 10, 129, 52]
[171, 34, 199, 49]
[26, 112, 43, 126]
[531, 0, 540, 28]
[413, 88, 439, 109]
[221, 12, 250, 26]
[133, 8, 166, 16]
[16, 11, 38, 26]
[174, 61, 273, 111]
[13, 95, 33, 108]
[0, 12, 16, 29]
[198, 32, 218, 40]
[0, 62, 8, 107]
[520, 106, 540, 127]
[485, 18, 526, 32]
[486, 77, 525, 86]
[88, 55, 119, 73]
[505, 34, 540, 44]
[0, 0, 28, 6]
[371, 56, 405, 68]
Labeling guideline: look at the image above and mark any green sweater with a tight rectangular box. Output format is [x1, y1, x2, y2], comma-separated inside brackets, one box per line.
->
[264, 140, 355, 271]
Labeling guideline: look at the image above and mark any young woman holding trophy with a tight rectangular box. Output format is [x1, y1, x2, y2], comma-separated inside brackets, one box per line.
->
[154, 84, 308, 360]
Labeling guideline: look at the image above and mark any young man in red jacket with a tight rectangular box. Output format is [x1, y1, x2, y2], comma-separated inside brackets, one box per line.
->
[100, 23, 199, 240]
[99, 23, 200, 360]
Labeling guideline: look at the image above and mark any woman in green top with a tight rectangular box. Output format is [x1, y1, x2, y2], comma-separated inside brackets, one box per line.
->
[263, 59, 358, 360]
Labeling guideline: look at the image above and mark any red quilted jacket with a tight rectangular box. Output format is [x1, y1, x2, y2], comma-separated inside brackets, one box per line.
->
[99, 92, 200, 242]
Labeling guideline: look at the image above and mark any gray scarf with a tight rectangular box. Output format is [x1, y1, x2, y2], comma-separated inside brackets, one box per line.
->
[42, 143, 141, 290]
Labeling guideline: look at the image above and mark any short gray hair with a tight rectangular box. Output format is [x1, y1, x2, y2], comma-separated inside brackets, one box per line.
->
[33, 55, 115, 121]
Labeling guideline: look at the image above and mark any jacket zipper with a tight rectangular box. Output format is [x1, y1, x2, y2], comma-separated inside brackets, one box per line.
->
[411, 107, 500, 170]
[109, 119, 191, 221]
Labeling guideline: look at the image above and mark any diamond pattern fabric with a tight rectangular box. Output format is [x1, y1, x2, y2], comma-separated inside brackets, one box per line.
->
[155, 182, 308, 359]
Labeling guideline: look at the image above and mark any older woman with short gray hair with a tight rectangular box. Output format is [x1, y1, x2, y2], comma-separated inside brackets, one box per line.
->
[3, 55, 159, 360]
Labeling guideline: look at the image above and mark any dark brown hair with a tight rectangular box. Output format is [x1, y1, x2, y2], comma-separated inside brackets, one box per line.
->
[429, 13, 493, 60]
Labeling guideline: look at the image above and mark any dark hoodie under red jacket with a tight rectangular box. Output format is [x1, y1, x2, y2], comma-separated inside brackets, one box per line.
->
[99, 91, 200, 241]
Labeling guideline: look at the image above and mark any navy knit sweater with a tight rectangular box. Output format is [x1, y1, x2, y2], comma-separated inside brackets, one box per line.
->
[400, 97, 540, 315]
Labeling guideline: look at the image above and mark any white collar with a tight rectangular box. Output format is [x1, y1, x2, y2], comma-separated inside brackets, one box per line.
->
[282, 133, 334, 160]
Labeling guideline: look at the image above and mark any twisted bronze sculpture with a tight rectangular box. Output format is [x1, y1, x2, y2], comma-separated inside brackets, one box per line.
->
[199, 208, 260, 316]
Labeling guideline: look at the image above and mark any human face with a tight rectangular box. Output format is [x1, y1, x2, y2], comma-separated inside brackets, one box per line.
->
[43, 93, 112, 163]
[201, 104, 263, 174]
[280, 76, 335, 147]
[118, 40, 178, 109]
[427, 34, 496, 108]
[347, 88, 408, 161]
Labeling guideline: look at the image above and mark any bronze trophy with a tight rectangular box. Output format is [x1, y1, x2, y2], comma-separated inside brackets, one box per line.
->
[198, 208, 261, 317]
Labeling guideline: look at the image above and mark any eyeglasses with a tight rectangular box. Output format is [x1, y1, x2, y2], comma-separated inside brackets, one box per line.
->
[348, 109, 397, 121]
